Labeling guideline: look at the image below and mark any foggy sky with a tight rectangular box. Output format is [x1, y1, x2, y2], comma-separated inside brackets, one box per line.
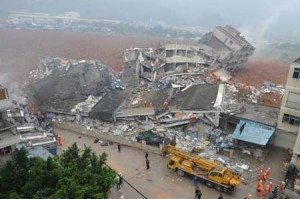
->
[1, 0, 300, 41]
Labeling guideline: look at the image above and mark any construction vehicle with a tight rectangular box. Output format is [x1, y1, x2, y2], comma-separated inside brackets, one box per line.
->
[163, 145, 241, 193]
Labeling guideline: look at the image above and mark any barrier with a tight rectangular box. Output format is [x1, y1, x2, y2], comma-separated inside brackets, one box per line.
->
[53, 122, 161, 154]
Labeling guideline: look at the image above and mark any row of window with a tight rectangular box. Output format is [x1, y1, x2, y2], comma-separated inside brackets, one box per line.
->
[292, 67, 300, 79]
[282, 113, 300, 126]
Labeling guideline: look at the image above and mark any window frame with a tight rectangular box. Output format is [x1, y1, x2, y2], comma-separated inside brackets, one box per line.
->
[292, 67, 300, 79]
[282, 113, 300, 126]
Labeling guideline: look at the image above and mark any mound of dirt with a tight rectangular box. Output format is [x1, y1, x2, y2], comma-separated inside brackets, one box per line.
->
[26, 57, 116, 112]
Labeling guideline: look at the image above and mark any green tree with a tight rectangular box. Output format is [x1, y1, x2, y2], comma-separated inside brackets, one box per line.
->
[0, 143, 116, 199]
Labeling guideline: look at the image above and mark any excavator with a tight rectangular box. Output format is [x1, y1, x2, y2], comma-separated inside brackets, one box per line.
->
[163, 145, 241, 193]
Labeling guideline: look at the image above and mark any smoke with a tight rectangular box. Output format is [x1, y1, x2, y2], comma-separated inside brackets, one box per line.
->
[239, 0, 300, 47]
[0, 73, 27, 104]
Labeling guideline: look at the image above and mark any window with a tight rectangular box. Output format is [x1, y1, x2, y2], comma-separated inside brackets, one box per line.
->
[210, 172, 219, 177]
[282, 114, 300, 126]
[292, 68, 300, 79]
[286, 92, 300, 110]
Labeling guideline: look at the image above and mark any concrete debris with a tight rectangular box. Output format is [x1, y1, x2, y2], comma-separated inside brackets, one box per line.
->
[72, 95, 103, 113]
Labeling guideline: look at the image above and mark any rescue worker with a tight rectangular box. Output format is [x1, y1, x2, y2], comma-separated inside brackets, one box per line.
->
[263, 172, 267, 182]
[279, 181, 285, 193]
[144, 100, 147, 107]
[261, 165, 265, 172]
[218, 193, 223, 199]
[262, 186, 267, 197]
[257, 180, 263, 188]
[149, 102, 154, 108]
[266, 168, 271, 179]
[162, 100, 168, 110]
[259, 170, 264, 180]
[257, 180, 263, 196]
[268, 182, 273, 191]
[247, 194, 253, 199]
[265, 184, 271, 194]
[257, 185, 262, 196]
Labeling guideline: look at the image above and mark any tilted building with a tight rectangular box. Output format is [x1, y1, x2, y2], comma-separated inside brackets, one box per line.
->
[200, 25, 255, 71]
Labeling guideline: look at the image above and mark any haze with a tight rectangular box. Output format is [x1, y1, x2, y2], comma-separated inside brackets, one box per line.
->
[1, 0, 300, 42]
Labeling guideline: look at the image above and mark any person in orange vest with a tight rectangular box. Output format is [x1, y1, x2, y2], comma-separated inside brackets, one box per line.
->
[268, 182, 273, 191]
[263, 172, 267, 182]
[262, 186, 268, 197]
[279, 181, 285, 193]
[257, 184, 262, 196]
[149, 102, 154, 108]
[266, 168, 271, 178]
[162, 100, 168, 110]
[265, 184, 271, 194]
[256, 180, 262, 188]
[259, 170, 264, 180]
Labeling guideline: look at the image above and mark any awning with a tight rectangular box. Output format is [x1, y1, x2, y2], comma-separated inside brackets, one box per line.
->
[232, 120, 275, 146]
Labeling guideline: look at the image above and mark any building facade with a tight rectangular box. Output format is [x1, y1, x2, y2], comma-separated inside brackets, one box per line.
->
[201, 25, 255, 71]
[276, 58, 300, 155]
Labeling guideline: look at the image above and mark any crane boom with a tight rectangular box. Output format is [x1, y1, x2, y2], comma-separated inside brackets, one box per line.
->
[163, 145, 220, 171]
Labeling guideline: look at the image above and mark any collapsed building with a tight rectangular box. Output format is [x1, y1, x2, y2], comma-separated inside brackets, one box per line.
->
[200, 25, 255, 71]
[123, 25, 254, 83]
[0, 84, 57, 165]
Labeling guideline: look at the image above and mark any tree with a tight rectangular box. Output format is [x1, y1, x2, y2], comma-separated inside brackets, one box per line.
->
[0, 143, 116, 199]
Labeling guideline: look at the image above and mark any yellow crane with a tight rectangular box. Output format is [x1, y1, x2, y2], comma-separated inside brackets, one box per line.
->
[163, 145, 241, 193]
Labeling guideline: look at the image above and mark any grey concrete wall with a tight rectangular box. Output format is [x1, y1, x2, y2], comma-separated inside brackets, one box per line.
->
[53, 122, 161, 154]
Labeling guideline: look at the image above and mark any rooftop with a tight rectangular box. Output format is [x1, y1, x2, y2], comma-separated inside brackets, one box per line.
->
[231, 104, 279, 127]
[89, 90, 129, 121]
[293, 58, 300, 64]
[170, 84, 219, 110]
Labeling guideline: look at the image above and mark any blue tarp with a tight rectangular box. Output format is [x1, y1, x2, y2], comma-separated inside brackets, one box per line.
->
[232, 120, 275, 146]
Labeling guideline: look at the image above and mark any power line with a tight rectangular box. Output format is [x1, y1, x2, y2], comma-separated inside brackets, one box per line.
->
[82, 144, 148, 199]
[104, 162, 148, 199]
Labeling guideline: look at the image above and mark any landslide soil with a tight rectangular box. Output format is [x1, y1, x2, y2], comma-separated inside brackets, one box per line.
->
[0, 30, 188, 84]
[0, 29, 289, 91]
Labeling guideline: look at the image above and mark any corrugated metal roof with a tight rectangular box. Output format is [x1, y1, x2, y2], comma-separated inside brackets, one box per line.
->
[232, 120, 275, 146]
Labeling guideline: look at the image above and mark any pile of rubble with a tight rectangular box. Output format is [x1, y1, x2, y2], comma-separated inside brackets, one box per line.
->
[25, 57, 118, 113]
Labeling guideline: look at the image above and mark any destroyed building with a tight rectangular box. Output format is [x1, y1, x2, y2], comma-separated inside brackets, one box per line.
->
[123, 44, 214, 82]
[0, 86, 20, 156]
[123, 25, 254, 82]
[0, 84, 58, 164]
[200, 25, 255, 71]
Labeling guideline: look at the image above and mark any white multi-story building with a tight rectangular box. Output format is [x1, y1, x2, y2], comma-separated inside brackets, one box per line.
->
[276, 58, 300, 166]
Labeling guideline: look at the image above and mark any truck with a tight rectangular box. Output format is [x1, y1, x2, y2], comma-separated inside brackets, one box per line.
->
[163, 145, 241, 193]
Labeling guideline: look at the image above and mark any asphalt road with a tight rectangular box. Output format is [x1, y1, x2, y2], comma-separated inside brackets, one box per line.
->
[56, 128, 258, 199]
